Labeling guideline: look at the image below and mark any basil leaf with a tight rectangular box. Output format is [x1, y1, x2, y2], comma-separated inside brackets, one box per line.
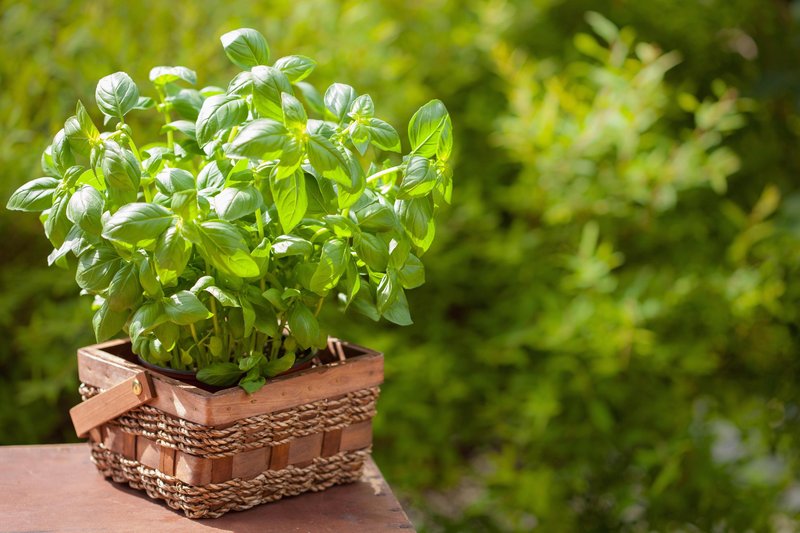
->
[398, 253, 425, 289]
[281, 93, 307, 128]
[220, 28, 270, 70]
[95, 72, 139, 119]
[398, 156, 437, 198]
[310, 238, 348, 295]
[155, 168, 195, 195]
[408, 99, 449, 158]
[252, 65, 293, 121]
[76, 246, 120, 291]
[382, 285, 413, 326]
[287, 303, 319, 349]
[396, 197, 435, 250]
[66, 185, 104, 236]
[354, 232, 389, 272]
[215, 183, 262, 221]
[164, 290, 212, 325]
[367, 118, 401, 152]
[154, 225, 192, 278]
[129, 301, 167, 344]
[324, 83, 357, 123]
[226, 119, 290, 160]
[205, 286, 240, 307]
[102, 203, 175, 245]
[188, 220, 260, 278]
[306, 133, 351, 186]
[274, 55, 316, 83]
[197, 161, 228, 192]
[149, 66, 197, 86]
[270, 169, 307, 233]
[101, 140, 141, 207]
[7, 177, 60, 212]
[106, 261, 140, 311]
[93, 301, 129, 342]
[349, 94, 374, 119]
[356, 201, 396, 232]
[196, 94, 248, 147]
[272, 235, 313, 258]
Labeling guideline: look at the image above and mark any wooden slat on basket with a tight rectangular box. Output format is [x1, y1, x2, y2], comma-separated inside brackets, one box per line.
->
[77, 339, 384, 426]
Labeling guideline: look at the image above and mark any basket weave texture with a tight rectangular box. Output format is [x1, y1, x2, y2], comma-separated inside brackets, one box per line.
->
[76, 339, 381, 519]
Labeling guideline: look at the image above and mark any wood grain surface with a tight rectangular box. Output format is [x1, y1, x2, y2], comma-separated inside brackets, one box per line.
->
[0, 444, 415, 532]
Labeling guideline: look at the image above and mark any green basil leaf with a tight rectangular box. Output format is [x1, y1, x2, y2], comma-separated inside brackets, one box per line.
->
[93, 301, 129, 342]
[166, 88, 203, 120]
[129, 301, 167, 344]
[274, 55, 316, 83]
[76, 246, 120, 291]
[161, 120, 197, 140]
[102, 203, 175, 245]
[271, 169, 307, 233]
[324, 83, 357, 123]
[149, 66, 197, 86]
[164, 290, 212, 325]
[354, 232, 389, 271]
[137, 254, 162, 297]
[272, 235, 313, 258]
[376, 270, 398, 313]
[189, 220, 261, 278]
[205, 286, 240, 307]
[197, 161, 228, 191]
[350, 122, 370, 156]
[190, 275, 215, 293]
[408, 99, 449, 158]
[395, 197, 435, 250]
[6, 177, 60, 212]
[310, 238, 348, 295]
[196, 94, 248, 147]
[306, 133, 350, 186]
[220, 28, 270, 70]
[226, 119, 291, 160]
[95, 72, 139, 119]
[349, 94, 374, 119]
[251, 237, 271, 276]
[107, 261, 141, 311]
[154, 225, 192, 278]
[101, 140, 141, 207]
[281, 93, 307, 128]
[197, 362, 242, 386]
[227, 71, 253, 96]
[52, 129, 75, 172]
[398, 156, 437, 198]
[398, 253, 425, 289]
[215, 183, 262, 221]
[367, 117, 401, 152]
[294, 81, 325, 116]
[155, 168, 195, 195]
[263, 352, 296, 377]
[43, 191, 72, 247]
[356, 201, 396, 232]
[66, 185, 104, 235]
[154, 321, 180, 351]
[171, 189, 199, 221]
[350, 283, 380, 321]
[287, 303, 319, 349]
[252, 65, 293, 121]
[382, 285, 413, 326]
[340, 257, 361, 308]
[239, 374, 266, 394]
[437, 114, 453, 161]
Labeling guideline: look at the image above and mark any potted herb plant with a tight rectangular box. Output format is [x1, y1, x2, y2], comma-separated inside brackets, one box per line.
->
[6, 28, 453, 517]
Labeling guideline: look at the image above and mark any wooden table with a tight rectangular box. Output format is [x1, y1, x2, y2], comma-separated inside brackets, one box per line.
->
[0, 444, 415, 532]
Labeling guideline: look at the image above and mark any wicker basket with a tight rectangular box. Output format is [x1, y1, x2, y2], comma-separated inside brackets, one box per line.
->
[70, 338, 383, 518]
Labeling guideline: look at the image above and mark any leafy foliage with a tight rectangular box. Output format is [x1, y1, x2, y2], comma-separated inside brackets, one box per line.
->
[6, 27, 453, 393]
[4, 1, 800, 531]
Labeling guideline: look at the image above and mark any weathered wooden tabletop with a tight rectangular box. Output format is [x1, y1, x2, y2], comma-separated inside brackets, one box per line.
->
[0, 444, 415, 532]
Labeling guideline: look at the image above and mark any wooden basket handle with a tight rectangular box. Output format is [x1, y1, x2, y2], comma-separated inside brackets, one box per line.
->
[69, 371, 156, 438]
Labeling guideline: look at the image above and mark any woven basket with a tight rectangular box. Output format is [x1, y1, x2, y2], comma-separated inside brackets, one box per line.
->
[70, 338, 383, 518]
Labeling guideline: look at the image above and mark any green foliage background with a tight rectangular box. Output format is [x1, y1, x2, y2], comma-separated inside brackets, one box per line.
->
[3, 0, 800, 530]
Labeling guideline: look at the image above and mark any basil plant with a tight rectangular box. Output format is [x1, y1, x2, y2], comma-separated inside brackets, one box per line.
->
[6, 28, 453, 392]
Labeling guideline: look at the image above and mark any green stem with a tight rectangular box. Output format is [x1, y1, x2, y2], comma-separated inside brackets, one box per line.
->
[314, 297, 324, 317]
[366, 165, 403, 184]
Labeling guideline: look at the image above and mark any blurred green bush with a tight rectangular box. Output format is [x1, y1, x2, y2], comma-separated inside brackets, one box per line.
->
[3, 0, 800, 530]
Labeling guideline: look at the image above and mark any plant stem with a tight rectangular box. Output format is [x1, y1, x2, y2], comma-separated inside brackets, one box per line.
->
[314, 297, 324, 317]
[366, 165, 403, 184]
[270, 316, 286, 361]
